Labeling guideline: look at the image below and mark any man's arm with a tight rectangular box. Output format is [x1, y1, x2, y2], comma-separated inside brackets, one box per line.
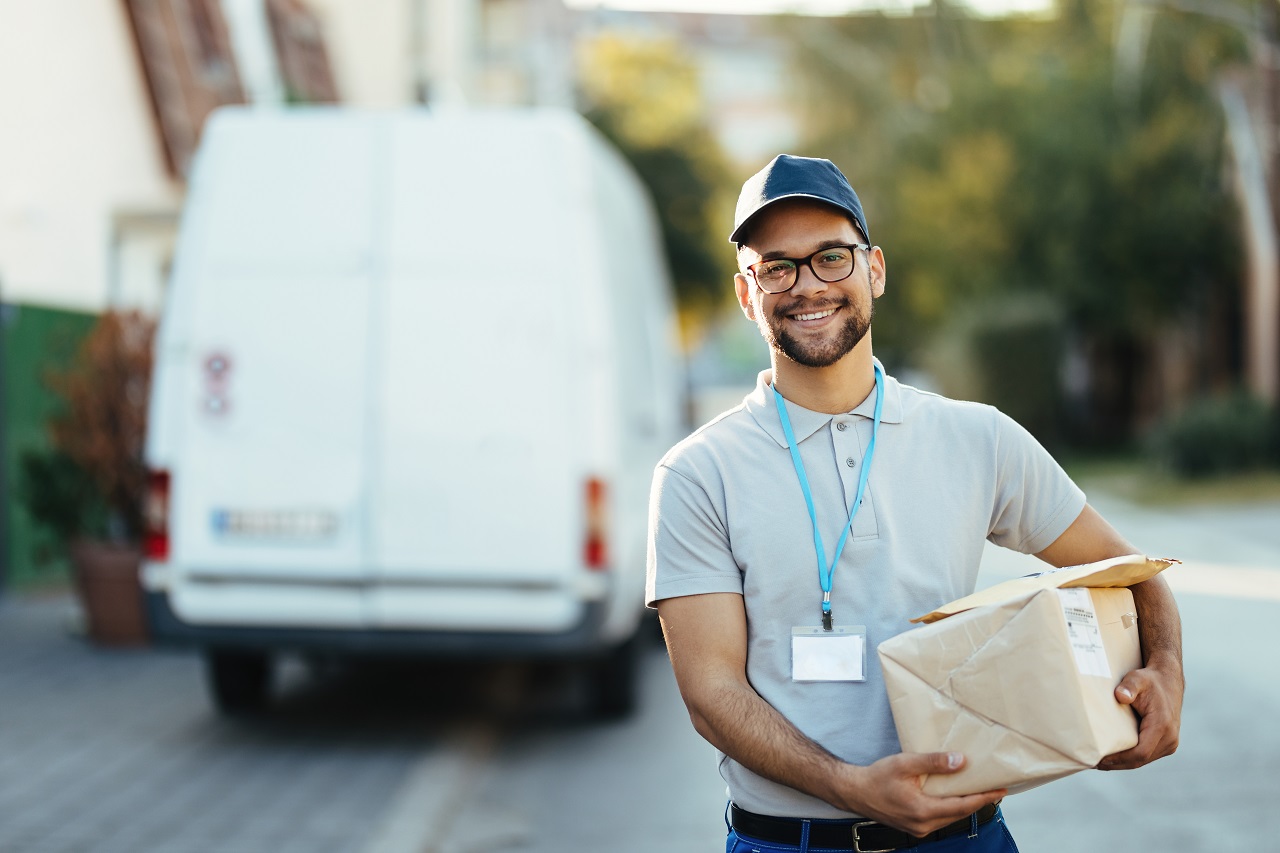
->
[1034, 503, 1183, 770]
[657, 591, 1006, 837]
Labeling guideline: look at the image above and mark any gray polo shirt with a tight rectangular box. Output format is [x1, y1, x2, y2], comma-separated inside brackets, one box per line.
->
[646, 362, 1085, 819]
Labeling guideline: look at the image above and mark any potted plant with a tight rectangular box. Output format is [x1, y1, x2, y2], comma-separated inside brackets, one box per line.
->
[19, 310, 155, 645]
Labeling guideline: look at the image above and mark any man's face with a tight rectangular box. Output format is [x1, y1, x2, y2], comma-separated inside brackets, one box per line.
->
[734, 199, 886, 369]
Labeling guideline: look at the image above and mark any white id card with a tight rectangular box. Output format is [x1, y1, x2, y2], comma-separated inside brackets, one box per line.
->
[791, 625, 867, 682]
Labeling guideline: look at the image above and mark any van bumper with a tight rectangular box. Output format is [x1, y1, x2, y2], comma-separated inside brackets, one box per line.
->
[144, 591, 620, 659]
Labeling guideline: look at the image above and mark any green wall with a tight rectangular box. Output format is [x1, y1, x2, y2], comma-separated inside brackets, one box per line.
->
[2, 303, 97, 589]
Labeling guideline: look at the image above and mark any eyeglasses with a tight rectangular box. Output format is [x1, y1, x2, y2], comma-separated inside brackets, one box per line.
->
[746, 244, 870, 294]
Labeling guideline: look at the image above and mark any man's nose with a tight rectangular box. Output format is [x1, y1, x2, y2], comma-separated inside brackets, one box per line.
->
[790, 262, 829, 297]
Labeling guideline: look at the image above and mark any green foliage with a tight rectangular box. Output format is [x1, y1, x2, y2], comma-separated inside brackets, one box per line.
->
[17, 310, 155, 551]
[924, 293, 1068, 450]
[780, 0, 1246, 436]
[577, 34, 736, 311]
[1147, 391, 1280, 478]
[3, 304, 98, 583]
[18, 449, 109, 542]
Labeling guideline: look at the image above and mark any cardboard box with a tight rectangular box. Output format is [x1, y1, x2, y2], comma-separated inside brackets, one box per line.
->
[877, 555, 1177, 796]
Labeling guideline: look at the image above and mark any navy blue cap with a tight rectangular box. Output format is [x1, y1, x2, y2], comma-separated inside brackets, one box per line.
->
[730, 154, 869, 245]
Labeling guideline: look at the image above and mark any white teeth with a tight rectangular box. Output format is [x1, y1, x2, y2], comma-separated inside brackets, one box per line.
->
[794, 308, 836, 322]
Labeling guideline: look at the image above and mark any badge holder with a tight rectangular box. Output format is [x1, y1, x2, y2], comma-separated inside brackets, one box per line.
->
[791, 625, 867, 682]
[775, 365, 883, 686]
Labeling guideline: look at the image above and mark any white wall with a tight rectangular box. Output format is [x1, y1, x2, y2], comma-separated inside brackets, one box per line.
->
[307, 0, 418, 107]
[0, 0, 180, 312]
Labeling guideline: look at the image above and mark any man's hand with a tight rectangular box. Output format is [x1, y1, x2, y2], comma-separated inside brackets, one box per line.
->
[842, 752, 1006, 838]
[1099, 657, 1183, 770]
[1035, 505, 1184, 773]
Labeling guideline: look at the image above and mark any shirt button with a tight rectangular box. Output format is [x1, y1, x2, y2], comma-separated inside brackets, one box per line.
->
[836, 422, 847, 431]
[846, 457, 856, 467]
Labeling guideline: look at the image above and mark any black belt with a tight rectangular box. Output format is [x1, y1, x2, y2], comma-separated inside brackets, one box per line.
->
[730, 802, 1000, 852]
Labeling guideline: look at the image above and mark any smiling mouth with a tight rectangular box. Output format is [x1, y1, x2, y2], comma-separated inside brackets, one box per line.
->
[791, 307, 838, 322]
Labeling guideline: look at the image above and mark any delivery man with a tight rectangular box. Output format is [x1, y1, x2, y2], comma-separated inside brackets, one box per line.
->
[645, 154, 1183, 852]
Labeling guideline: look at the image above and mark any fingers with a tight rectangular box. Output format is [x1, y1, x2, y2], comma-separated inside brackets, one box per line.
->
[1100, 740, 1161, 771]
[947, 788, 1003, 814]
[873, 750, 951, 776]
[1099, 748, 1140, 770]
[1101, 668, 1180, 770]
[916, 751, 965, 774]
[887, 791, 1006, 838]
[861, 754, 1006, 837]
[1115, 667, 1174, 717]
[1114, 670, 1144, 706]
[1100, 713, 1179, 770]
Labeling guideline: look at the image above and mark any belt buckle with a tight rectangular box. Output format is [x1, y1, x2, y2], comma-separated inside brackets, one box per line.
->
[851, 820, 894, 853]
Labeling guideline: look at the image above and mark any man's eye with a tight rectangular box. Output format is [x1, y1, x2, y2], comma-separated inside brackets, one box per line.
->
[758, 262, 793, 278]
[817, 251, 849, 265]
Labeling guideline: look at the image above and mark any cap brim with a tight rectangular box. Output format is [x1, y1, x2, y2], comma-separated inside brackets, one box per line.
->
[729, 193, 861, 243]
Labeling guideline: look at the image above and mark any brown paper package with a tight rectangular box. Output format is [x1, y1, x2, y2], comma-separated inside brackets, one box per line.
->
[877, 555, 1177, 796]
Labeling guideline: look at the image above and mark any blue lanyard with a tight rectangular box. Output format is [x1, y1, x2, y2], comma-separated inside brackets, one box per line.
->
[772, 363, 884, 631]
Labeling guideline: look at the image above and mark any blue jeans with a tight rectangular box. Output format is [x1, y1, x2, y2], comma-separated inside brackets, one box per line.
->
[726, 807, 1020, 853]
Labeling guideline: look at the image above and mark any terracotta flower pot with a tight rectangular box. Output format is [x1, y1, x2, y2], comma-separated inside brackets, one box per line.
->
[68, 540, 148, 646]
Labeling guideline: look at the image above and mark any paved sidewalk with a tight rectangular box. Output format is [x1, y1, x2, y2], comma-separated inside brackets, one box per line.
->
[0, 597, 435, 853]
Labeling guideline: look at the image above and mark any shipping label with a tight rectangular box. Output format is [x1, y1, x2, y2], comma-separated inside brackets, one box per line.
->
[1056, 588, 1112, 678]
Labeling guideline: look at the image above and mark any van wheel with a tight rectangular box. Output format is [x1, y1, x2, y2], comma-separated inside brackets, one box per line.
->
[587, 635, 640, 720]
[205, 649, 273, 715]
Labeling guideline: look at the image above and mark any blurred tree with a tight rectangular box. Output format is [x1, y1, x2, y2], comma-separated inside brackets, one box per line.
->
[778, 4, 989, 356]
[577, 33, 736, 316]
[782, 0, 1246, 444]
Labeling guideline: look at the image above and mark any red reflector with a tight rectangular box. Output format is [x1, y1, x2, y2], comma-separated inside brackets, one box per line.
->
[584, 535, 607, 569]
[584, 477, 608, 570]
[144, 469, 170, 561]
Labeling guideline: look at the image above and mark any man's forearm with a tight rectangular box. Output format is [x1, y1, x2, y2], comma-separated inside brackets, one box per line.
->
[659, 592, 1005, 833]
[682, 670, 1007, 833]
[683, 673, 858, 810]
[1130, 575, 1184, 677]
[1034, 503, 1182, 672]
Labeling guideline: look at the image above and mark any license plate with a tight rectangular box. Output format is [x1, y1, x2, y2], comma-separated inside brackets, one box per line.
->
[211, 509, 339, 539]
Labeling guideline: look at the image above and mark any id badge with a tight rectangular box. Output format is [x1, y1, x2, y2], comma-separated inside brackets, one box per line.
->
[791, 625, 867, 682]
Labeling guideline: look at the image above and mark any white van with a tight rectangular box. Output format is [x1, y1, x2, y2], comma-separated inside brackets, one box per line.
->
[141, 107, 686, 717]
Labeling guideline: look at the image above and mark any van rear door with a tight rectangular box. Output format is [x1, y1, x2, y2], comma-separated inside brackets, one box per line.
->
[165, 113, 379, 628]
[366, 113, 605, 634]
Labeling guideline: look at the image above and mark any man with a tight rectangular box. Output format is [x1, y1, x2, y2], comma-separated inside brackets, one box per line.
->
[645, 155, 1183, 852]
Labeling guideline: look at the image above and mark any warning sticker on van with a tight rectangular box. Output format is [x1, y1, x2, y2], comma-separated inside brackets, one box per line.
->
[212, 509, 338, 539]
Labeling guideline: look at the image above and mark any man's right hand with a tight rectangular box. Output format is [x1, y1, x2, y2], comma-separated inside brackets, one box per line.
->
[841, 752, 1006, 838]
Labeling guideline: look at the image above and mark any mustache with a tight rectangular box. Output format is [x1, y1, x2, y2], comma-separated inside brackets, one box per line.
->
[771, 297, 850, 318]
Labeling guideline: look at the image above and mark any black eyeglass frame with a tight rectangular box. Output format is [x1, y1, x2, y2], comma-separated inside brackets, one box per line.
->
[745, 243, 871, 295]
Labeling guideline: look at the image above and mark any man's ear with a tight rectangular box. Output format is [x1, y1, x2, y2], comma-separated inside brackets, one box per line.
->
[734, 273, 755, 320]
[867, 246, 887, 298]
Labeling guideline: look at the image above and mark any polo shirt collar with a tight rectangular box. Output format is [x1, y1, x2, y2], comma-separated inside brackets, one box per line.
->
[744, 357, 904, 448]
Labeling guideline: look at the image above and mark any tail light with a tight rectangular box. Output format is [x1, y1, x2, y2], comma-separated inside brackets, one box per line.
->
[143, 469, 170, 561]
[583, 477, 609, 570]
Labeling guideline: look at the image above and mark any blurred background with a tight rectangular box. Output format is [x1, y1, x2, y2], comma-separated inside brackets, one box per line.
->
[1, 0, 1278, 851]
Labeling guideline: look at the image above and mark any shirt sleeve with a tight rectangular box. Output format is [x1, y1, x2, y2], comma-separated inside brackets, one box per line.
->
[645, 461, 745, 608]
[986, 411, 1087, 555]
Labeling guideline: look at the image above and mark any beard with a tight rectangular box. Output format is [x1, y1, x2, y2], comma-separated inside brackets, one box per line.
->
[757, 294, 874, 368]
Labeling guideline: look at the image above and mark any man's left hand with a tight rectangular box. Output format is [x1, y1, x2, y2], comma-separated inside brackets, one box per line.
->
[1098, 657, 1183, 770]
